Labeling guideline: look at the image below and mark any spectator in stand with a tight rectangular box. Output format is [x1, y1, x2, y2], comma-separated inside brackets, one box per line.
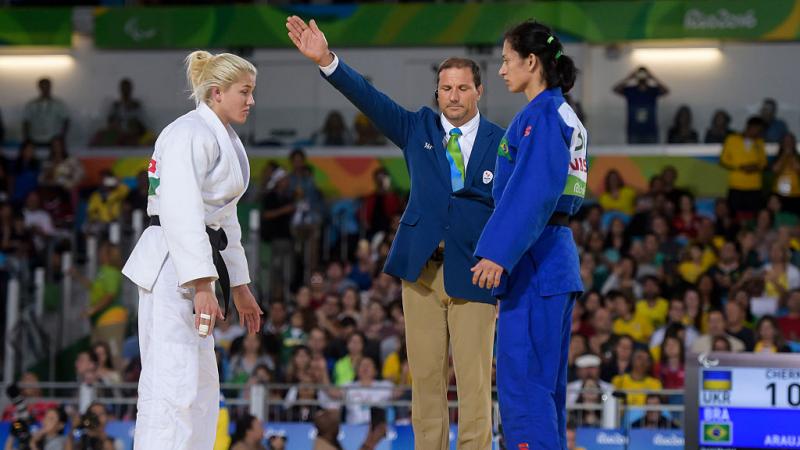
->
[598, 170, 636, 215]
[654, 333, 685, 392]
[229, 414, 266, 450]
[771, 132, 800, 215]
[566, 354, 613, 407]
[738, 229, 763, 269]
[651, 214, 680, 273]
[660, 165, 690, 209]
[589, 307, 617, 360]
[23, 78, 69, 146]
[712, 336, 733, 352]
[778, 289, 800, 342]
[358, 167, 402, 239]
[75, 351, 97, 384]
[672, 194, 701, 241]
[214, 315, 246, 354]
[333, 332, 369, 386]
[338, 286, 362, 325]
[650, 299, 699, 350]
[636, 275, 669, 330]
[720, 116, 767, 220]
[713, 199, 740, 242]
[260, 167, 295, 298]
[704, 110, 733, 144]
[92, 341, 122, 385]
[85, 171, 130, 235]
[314, 110, 352, 146]
[754, 315, 790, 353]
[22, 192, 55, 258]
[39, 138, 84, 192]
[28, 406, 72, 450]
[600, 334, 634, 382]
[678, 244, 707, 285]
[753, 209, 778, 261]
[763, 241, 800, 305]
[602, 257, 642, 299]
[604, 217, 630, 264]
[264, 301, 289, 336]
[760, 98, 788, 143]
[229, 335, 275, 384]
[311, 407, 387, 450]
[288, 148, 323, 274]
[108, 78, 148, 143]
[691, 309, 745, 354]
[347, 239, 376, 291]
[280, 310, 308, 365]
[667, 105, 698, 144]
[613, 66, 669, 144]
[38, 140, 80, 230]
[325, 260, 359, 295]
[610, 290, 653, 344]
[328, 357, 398, 425]
[568, 378, 603, 428]
[266, 433, 287, 450]
[1, 373, 57, 422]
[123, 170, 150, 223]
[611, 348, 662, 406]
[11, 141, 41, 205]
[767, 195, 798, 228]
[682, 286, 708, 336]
[707, 241, 745, 302]
[631, 395, 680, 429]
[68, 241, 127, 358]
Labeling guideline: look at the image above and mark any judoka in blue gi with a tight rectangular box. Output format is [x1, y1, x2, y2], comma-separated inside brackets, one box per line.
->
[471, 21, 588, 450]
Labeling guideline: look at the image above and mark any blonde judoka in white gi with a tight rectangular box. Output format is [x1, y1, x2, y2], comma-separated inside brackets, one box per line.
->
[122, 50, 263, 450]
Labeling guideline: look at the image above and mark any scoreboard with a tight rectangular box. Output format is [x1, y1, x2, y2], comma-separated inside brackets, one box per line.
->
[686, 352, 800, 449]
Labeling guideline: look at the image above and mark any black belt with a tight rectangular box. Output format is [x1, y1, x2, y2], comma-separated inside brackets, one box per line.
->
[547, 212, 570, 227]
[149, 215, 230, 317]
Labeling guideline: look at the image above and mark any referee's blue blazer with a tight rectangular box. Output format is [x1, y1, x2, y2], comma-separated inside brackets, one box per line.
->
[323, 59, 504, 304]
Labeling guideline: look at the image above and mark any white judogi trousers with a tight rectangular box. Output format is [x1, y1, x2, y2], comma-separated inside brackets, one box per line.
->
[134, 255, 219, 450]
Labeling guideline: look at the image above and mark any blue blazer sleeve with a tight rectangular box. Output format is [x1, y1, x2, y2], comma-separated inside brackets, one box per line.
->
[475, 111, 570, 273]
[322, 59, 415, 148]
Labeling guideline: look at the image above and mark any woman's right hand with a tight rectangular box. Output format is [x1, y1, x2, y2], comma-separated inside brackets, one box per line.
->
[193, 279, 224, 338]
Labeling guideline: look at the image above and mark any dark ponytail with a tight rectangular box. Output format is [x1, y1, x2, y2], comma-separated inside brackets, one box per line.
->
[504, 20, 578, 93]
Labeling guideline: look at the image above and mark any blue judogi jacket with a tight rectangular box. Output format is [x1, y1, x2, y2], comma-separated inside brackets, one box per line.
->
[475, 87, 587, 298]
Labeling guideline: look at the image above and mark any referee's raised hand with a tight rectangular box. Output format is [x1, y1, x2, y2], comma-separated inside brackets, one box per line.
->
[286, 15, 335, 67]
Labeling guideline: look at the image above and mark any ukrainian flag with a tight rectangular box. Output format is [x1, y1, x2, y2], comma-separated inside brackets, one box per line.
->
[703, 370, 732, 390]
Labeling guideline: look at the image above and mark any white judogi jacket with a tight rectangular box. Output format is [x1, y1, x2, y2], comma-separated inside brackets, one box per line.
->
[122, 102, 251, 291]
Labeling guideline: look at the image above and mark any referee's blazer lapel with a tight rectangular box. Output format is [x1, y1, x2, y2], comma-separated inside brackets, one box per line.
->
[465, 118, 496, 187]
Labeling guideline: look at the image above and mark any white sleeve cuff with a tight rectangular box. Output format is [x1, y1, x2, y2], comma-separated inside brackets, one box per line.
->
[319, 53, 339, 76]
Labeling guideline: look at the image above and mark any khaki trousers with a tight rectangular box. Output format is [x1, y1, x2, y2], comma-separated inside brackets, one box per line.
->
[402, 260, 496, 450]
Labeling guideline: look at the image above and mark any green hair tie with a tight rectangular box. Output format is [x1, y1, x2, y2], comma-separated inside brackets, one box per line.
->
[547, 36, 554, 44]
[555, 50, 562, 60]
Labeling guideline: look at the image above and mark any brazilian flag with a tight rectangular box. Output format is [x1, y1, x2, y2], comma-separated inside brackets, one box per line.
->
[703, 423, 732, 444]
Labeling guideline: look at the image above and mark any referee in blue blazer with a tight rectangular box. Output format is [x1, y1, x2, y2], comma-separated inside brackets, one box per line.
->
[288, 16, 504, 450]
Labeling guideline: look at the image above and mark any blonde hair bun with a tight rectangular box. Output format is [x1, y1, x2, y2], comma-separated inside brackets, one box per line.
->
[184, 50, 257, 105]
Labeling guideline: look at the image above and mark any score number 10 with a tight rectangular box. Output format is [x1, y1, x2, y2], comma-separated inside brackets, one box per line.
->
[767, 383, 800, 407]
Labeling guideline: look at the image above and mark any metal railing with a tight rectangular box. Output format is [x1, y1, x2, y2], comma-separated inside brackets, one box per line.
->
[0, 382, 684, 431]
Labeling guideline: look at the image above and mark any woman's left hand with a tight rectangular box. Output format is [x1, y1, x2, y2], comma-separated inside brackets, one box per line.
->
[471, 258, 504, 289]
[232, 285, 264, 334]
